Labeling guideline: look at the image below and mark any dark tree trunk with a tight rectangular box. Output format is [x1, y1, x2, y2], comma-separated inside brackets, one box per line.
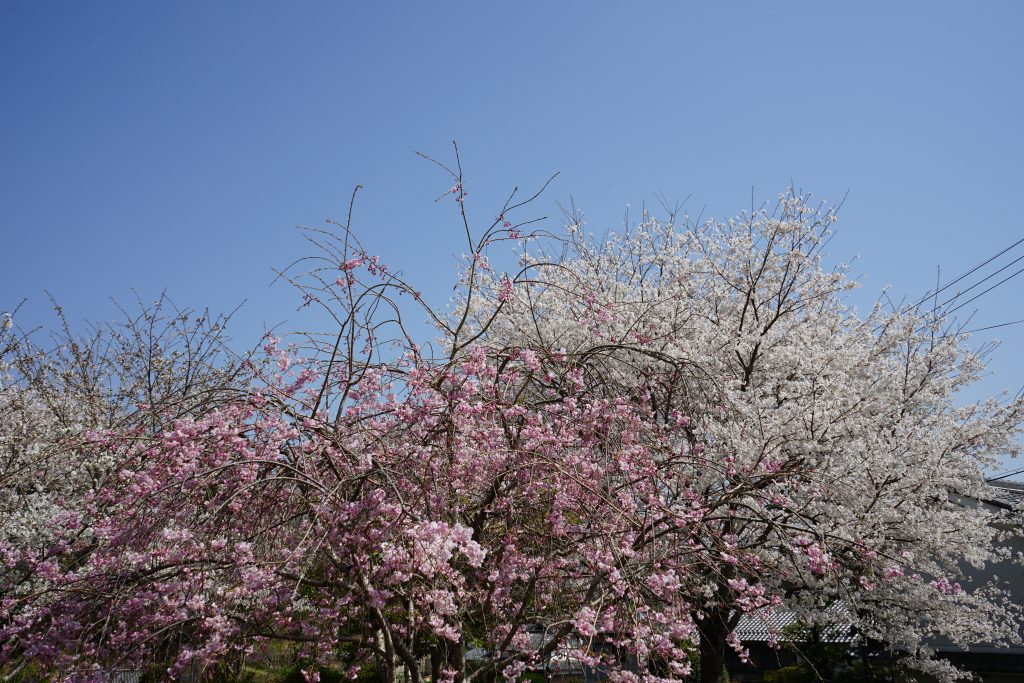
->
[427, 639, 466, 683]
[431, 645, 443, 683]
[698, 606, 729, 683]
[451, 636, 465, 683]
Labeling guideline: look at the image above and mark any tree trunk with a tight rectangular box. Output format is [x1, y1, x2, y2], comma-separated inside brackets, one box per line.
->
[431, 645, 443, 683]
[431, 638, 466, 683]
[698, 606, 729, 683]
[451, 636, 465, 683]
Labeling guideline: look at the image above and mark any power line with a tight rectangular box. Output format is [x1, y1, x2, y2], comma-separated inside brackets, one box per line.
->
[987, 467, 1024, 482]
[943, 264, 1024, 318]
[908, 236, 1024, 312]
[938, 251, 1024, 309]
[963, 318, 1024, 334]
[874, 236, 1024, 337]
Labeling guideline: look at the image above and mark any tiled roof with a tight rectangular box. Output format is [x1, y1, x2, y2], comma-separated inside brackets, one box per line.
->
[734, 603, 855, 644]
[736, 482, 1022, 648]
[984, 481, 1024, 511]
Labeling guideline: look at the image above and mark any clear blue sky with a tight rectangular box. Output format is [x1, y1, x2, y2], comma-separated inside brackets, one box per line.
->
[3, 2, 1024, 473]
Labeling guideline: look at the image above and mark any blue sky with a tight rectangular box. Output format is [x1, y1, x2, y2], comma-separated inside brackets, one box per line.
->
[3, 2, 1024, 473]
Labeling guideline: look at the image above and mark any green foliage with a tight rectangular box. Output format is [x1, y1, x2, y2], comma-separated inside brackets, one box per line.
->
[4, 661, 48, 682]
[761, 624, 895, 683]
[353, 662, 381, 683]
[777, 623, 850, 681]
[137, 661, 258, 682]
[763, 665, 815, 683]
[686, 655, 700, 682]
[492, 672, 546, 683]
[139, 666, 166, 683]
[279, 664, 348, 683]
[677, 658, 728, 683]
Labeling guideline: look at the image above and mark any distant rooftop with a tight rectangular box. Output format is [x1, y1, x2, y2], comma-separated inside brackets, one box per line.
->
[734, 603, 854, 644]
[984, 480, 1024, 511]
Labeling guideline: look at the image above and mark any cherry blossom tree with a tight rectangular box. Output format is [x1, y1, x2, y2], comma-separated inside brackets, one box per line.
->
[0, 180, 714, 682]
[2, 159, 1022, 683]
[468, 191, 1024, 682]
[0, 297, 255, 679]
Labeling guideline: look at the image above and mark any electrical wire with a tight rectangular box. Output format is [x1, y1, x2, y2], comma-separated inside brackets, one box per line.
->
[987, 467, 1024, 482]
[907, 236, 1024, 313]
[943, 264, 1024, 318]
[963, 318, 1024, 334]
[937, 251, 1024, 309]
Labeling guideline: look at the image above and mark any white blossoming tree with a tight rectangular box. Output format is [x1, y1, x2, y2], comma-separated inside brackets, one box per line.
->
[464, 191, 1024, 682]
